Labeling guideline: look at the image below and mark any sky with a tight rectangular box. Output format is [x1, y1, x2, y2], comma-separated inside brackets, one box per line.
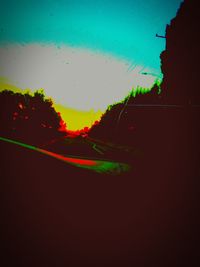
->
[0, 0, 182, 130]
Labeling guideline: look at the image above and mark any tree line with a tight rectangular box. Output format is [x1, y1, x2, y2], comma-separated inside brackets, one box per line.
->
[0, 90, 67, 146]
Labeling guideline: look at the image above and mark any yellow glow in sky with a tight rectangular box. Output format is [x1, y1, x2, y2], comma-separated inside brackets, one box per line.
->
[0, 78, 103, 131]
[53, 103, 103, 131]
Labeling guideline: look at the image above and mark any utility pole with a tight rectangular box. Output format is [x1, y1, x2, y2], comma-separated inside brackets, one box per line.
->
[156, 33, 166, 39]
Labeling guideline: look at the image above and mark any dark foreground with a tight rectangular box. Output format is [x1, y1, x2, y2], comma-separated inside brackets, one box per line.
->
[1, 107, 199, 267]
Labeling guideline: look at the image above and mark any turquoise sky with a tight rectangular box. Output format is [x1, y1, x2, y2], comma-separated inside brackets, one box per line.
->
[0, 0, 182, 73]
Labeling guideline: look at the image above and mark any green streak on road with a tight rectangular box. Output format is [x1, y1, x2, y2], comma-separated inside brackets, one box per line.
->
[0, 136, 131, 175]
[0, 136, 38, 150]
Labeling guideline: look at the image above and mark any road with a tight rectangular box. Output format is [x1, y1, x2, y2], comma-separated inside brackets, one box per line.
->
[1, 130, 199, 267]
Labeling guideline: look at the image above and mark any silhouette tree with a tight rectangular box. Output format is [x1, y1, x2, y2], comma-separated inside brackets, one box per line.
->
[90, 0, 200, 148]
[160, 0, 200, 105]
[89, 83, 161, 145]
[0, 90, 67, 146]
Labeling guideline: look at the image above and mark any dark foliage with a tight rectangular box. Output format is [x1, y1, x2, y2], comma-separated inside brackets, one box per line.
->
[160, 0, 200, 104]
[89, 83, 161, 146]
[0, 90, 67, 146]
[89, 0, 200, 148]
